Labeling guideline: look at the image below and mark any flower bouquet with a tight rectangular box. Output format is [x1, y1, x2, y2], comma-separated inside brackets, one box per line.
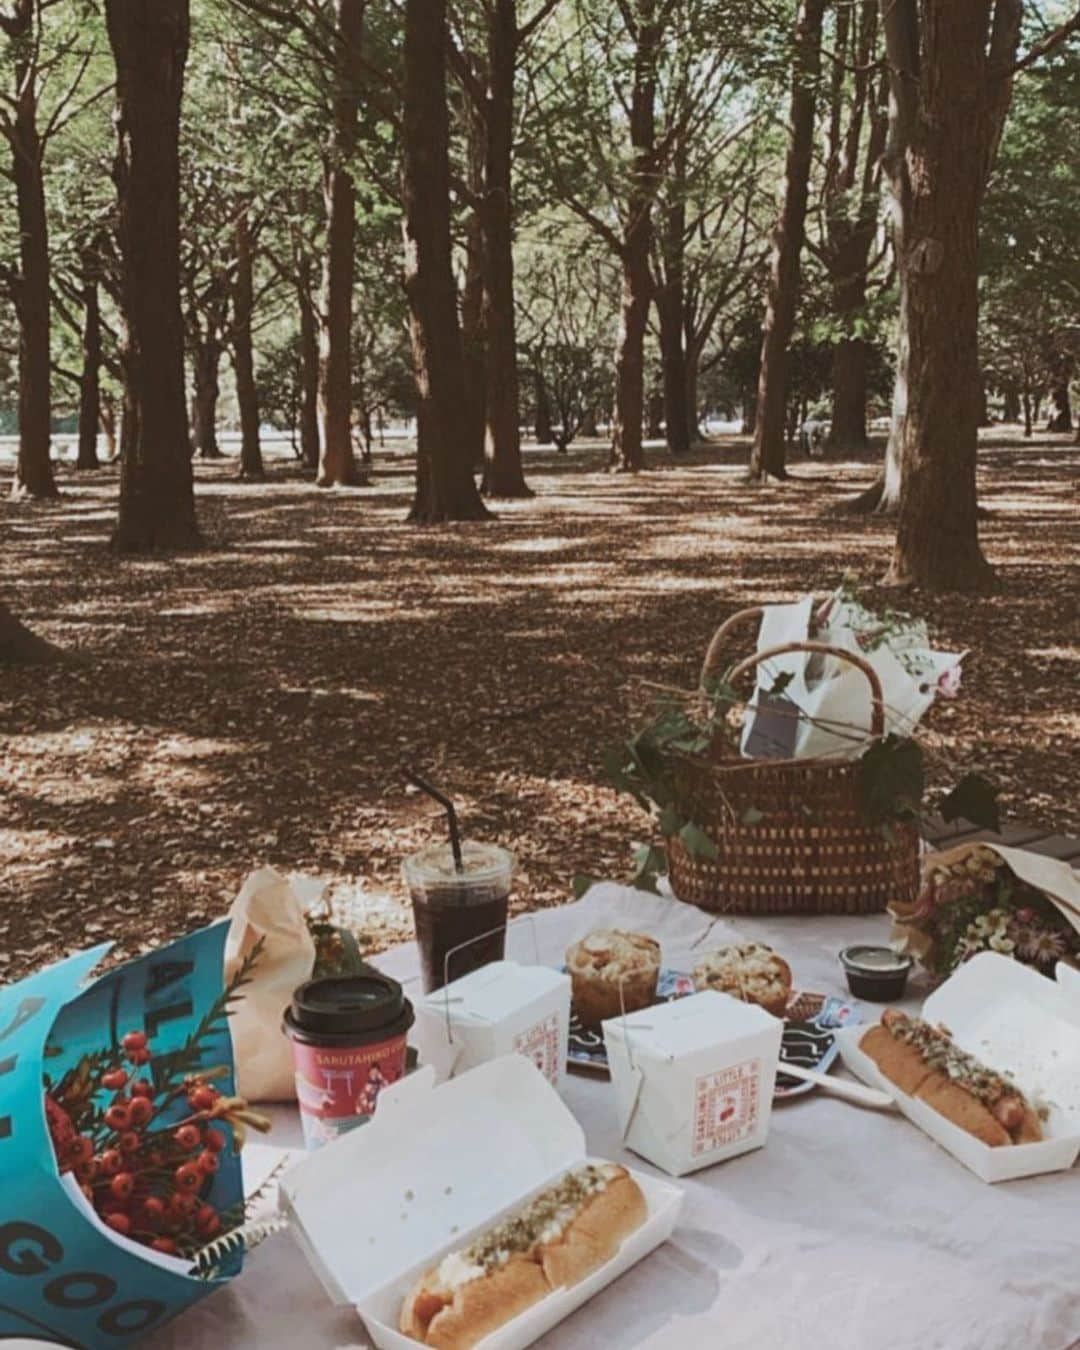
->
[890, 842, 1080, 980]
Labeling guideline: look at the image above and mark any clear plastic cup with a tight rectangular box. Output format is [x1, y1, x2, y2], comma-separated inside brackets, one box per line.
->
[402, 841, 514, 993]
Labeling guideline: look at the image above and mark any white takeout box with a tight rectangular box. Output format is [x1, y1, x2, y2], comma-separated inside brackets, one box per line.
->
[603, 990, 783, 1176]
[278, 1055, 684, 1350]
[838, 951, 1080, 1183]
[412, 960, 571, 1091]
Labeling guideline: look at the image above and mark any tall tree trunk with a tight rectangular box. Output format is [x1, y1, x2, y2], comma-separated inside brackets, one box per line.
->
[748, 0, 826, 481]
[190, 339, 222, 458]
[646, 390, 663, 439]
[101, 397, 118, 459]
[657, 143, 692, 454]
[685, 343, 700, 439]
[580, 406, 598, 438]
[76, 269, 102, 470]
[1001, 382, 1020, 422]
[1046, 382, 1072, 432]
[10, 64, 57, 499]
[881, 0, 1013, 591]
[402, 0, 491, 524]
[826, 278, 870, 455]
[534, 368, 553, 444]
[233, 208, 264, 480]
[0, 597, 66, 665]
[316, 0, 363, 488]
[609, 4, 660, 475]
[297, 269, 319, 472]
[106, 0, 199, 553]
[479, 0, 530, 497]
[461, 87, 487, 470]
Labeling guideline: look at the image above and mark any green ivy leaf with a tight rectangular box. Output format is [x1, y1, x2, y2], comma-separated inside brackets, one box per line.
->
[940, 773, 1001, 834]
[658, 804, 682, 837]
[858, 735, 925, 822]
[630, 843, 667, 894]
[571, 873, 599, 900]
[679, 821, 719, 860]
[741, 806, 764, 826]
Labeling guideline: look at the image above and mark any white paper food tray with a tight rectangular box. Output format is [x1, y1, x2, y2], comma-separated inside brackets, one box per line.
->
[279, 1055, 684, 1349]
[838, 951, 1080, 1182]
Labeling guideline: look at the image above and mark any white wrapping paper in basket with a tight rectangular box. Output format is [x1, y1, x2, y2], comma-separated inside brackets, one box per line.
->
[740, 588, 965, 761]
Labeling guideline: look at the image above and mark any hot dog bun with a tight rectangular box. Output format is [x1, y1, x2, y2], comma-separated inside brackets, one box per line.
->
[400, 1163, 647, 1349]
[860, 1010, 1043, 1147]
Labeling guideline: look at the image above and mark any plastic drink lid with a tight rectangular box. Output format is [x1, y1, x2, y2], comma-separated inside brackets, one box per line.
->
[402, 840, 515, 889]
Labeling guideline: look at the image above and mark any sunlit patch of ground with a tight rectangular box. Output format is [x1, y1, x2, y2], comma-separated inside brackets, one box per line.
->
[0, 429, 1077, 979]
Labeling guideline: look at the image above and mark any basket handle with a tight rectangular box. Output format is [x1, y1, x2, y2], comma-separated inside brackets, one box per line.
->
[703, 613, 886, 740]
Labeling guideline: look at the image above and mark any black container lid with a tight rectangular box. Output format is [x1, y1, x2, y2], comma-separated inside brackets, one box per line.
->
[284, 972, 414, 1046]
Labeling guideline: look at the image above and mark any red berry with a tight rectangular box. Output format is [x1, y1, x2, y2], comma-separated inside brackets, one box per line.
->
[104, 1104, 130, 1131]
[174, 1124, 201, 1151]
[129, 1048, 151, 1065]
[196, 1150, 219, 1175]
[98, 1149, 122, 1176]
[146, 1150, 165, 1169]
[111, 1172, 135, 1201]
[130, 1079, 153, 1099]
[175, 1162, 201, 1192]
[105, 1212, 131, 1236]
[204, 1128, 226, 1153]
[102, 1069, 128, 1091]
[141, 1196, 165, 1225]
[151, 1237, 177, 1255]
[118, 1131, 141, 1154]
[196, 1211, 221, 1237]
[168, 1190, 196, 1218]
[75, 1162, 97, 1184]
[122, 1030, 148, 1053]
[187, 1086, 217, 1112]
[128, 1098, 153, 1127]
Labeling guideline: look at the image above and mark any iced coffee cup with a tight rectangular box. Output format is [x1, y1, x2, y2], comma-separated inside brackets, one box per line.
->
[283, 972, 414, 1150]
[402, 841, 514, 994]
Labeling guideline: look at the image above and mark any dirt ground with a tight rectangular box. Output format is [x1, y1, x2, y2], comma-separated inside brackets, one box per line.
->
[1, 430, 1077, 981]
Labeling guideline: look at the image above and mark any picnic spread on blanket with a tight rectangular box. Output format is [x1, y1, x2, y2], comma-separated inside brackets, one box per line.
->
[3, 591, 1078, 1350]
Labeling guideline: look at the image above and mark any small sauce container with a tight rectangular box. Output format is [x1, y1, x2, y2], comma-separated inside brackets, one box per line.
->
[839, 945, 913, 1002]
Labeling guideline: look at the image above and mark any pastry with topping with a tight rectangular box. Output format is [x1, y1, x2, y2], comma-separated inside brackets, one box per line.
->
[692, 942, 792, 1018]
[860, 1009, 1044, 1146]
[399, 1162, 647, 1348]
[565, 930, 661, 1028]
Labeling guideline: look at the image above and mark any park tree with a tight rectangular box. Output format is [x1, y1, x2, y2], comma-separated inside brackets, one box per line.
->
[813, 0, 888, 456]
[402, 0, 490, 522]
[0, 0, 100, 497]
[747, 0, 826, 481]
[105, 0, 199, 551]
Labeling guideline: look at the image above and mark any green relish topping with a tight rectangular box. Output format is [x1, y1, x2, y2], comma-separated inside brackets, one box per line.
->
[464, 1165, 614, 1272]
[886, 1011, 1024, 1109]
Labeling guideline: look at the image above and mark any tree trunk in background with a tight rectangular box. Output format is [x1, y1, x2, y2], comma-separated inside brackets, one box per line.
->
[1002, 384, 1020, 421]
[827, 277, 870, 455]
[610, 0, 660, 473]
[748, 0, 825, 481]
[657, 143, 692, 454]
[402, 0, 490, 523]
[297, 271, 320, 471]
[881, 0, 1015, 590]
[101, 398, 118, 458]
[1046, 382, 1072, 431]
[741, 391, 757, 435]
[646, 391, 663, 439]
[0, 597, 67, 665]
[233, 207, 264, 480]
[76, 270, 102, 470]
[106, 0, 199, 552]
[534, 370, 553, 444]
[685, 342, 700, 438]
[581, 407, 598, 438]
[480, 0, 530, 497]
[191, 340, 222, 458]
[10, 60, 57, 499]
[461, 97, 487, 472]
[316, 0, 363, 487]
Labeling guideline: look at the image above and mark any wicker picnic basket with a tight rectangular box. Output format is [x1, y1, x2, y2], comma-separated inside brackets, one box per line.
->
[665, 607, 920, 916]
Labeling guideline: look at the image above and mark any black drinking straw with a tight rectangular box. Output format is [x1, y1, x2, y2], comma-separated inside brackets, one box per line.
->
[406, 770, 464, 871]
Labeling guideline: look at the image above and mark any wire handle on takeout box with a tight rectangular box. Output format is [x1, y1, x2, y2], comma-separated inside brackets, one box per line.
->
[438, 915, 541, 1041]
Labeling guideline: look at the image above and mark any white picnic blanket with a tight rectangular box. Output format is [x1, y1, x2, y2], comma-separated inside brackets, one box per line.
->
[153, 886, 1080, 1350]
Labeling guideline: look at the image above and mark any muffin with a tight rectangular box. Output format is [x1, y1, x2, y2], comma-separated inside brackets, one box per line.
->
[692, 942, 792, 1018]
[566, 930, 661, 1028]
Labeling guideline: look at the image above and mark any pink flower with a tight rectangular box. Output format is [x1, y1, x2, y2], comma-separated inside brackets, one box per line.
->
[937, 664, 963, 699]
